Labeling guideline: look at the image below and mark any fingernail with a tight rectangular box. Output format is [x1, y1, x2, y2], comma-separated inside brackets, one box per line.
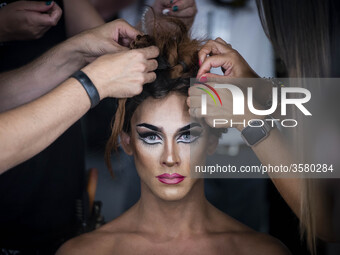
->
[199, 76, 207, 83]
[162, 9, 170, 15]
[46, 1, 52, 5]
[172, 5, 178, 12]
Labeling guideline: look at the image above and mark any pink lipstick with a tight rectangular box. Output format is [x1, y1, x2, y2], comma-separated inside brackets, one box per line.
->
[156, 173, 185, 185]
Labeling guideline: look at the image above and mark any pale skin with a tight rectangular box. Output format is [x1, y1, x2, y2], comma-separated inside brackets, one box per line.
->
[189, 38, 336, 241]
[0, 20, 159, 174]
[57, 92, 290, 255]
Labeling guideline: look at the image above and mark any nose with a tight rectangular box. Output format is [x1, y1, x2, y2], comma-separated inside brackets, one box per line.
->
[160, 140, 181, 167]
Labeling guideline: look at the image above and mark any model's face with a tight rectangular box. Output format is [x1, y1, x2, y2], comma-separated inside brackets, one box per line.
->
[121, 92, 217, 201]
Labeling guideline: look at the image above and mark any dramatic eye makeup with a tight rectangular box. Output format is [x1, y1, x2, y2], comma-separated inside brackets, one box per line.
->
[136, 123, 162, 145]
[176, 123, 203, 144]
[136, 123, 203, 145]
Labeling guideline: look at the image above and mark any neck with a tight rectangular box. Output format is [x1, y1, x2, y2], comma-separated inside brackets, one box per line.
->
[133, 179, 210, 238]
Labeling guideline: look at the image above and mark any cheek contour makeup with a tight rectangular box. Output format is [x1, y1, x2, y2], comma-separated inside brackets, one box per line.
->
[156, 173, 185, 185]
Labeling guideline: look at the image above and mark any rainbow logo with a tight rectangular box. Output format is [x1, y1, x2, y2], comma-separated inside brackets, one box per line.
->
[196, 83, 223, 106]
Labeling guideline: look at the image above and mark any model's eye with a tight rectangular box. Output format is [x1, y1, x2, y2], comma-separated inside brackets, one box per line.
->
[137, 132, 162, 145]
[177, 131, 201, 143]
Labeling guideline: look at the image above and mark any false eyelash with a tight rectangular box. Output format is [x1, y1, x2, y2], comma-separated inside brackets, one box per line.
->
[177, 130, 203, 144]
[137, 131, 163, 145]
[137, 131, 160, 139]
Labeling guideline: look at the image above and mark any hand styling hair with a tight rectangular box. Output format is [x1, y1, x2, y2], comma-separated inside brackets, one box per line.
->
[105, 16, 202, 174]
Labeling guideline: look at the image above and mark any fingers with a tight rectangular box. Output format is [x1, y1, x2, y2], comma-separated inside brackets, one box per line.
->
[187, 86, 205, 118]
[22, 1, 54, 12]
[168, 6, 197, 18]
[119, 37, 134, 48]
[46, 3, 62, 26]
[109, 39, 129, 53]
[142, 58, 158, 85]
[30, 12, 58, 27]
[197, 55, 231, 78]
[136, 46, 160, 60]
[144, 72, 157, 84]
[187, 95, 201, 108]
[215, 37, 228, 45]
[30, 4, 62, 27]
[188, 85, 205, 96]
[188, 107, 203, 119]
[167, 0, 197, 18]
[198, 73, 225, 83]
[113, 19, 142, 45]
[198, 39, 232, 65]
[145, 59, 158, 73]
[130, 47, 158, 85]
[202, 73, 223, 78]
[172, 0, 195, 10]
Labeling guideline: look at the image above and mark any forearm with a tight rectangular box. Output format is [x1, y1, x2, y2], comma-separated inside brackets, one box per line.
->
[0, 37, 85, 112]
[0, 78, 90, 174]
[63, 0, 104, 37]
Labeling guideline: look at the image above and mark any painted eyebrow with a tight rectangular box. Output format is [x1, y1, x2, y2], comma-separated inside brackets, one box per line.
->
[136, 123, 161, 132]
[178, 123, 202, 132]
[136, 122, 202, 133]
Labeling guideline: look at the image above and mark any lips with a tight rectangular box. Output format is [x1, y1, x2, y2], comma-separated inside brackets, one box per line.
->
[156, 173, 186, 185]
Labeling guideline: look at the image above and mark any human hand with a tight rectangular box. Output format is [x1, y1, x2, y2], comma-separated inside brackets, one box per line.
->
[152, 0, 197, 28]
[197, 38, 275, 108]
[81, 46, 159, 99]
[187, 82, 264, 131]
[197, 38, 259, 80]
[69, 19, 142, 64]
[0, 1, 62, 42]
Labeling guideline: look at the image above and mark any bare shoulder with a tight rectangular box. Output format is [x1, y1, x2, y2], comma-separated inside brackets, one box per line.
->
[235, 231, 292, 255]
[56, 220, 129, 255]
[56, 229, 114, 255]
[57, 206, 140, 255]
[209, 209, 291, 255]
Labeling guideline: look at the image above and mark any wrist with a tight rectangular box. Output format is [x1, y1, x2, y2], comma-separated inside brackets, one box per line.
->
[234, 101, 266, 131]
[71, 31, 105, 65]
[64, 35, 89, 67]
[234, 113, 262, 131]
[71, 70, 101, 109]
[81, 65, 107, 100]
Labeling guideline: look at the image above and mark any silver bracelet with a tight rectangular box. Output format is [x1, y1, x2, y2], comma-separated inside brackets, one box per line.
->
[263, 77, 285, 108]
[141, 6, 150, 34]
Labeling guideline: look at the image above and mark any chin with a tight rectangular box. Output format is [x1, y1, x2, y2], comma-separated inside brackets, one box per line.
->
[155, 186, 192, 201]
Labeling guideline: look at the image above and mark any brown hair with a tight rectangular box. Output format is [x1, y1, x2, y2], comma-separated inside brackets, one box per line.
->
[256, 0, 331, 78]
[105, 17, 202, 175]
[256, 1, 335, 253]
